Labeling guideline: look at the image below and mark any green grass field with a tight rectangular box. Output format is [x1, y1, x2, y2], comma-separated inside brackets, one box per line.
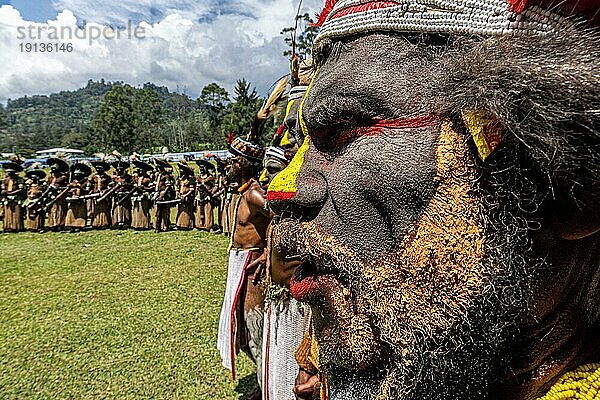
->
[0, 230, 256, 399]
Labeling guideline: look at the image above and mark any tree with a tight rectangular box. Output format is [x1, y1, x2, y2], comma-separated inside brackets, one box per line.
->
[223, 79, 262, 138]
[199, 83, 230, 110]
[92, 84, 137, 153]
[132, 88, 166, 152]
[0, 79, 245, 154]
[0, 105, 7, 131]
[281, 13, 320, 60]
[61, 130, 86, 149]
[198, 83, 230, 135]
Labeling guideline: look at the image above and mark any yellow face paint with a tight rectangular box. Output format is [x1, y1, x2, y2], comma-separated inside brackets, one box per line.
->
[266, 138, 310, 200]
[280, 99, 296, 147]
[280, 130, 293, 147]
[258, 168, 268, 184]
[266, 66, 320, 201]
[298, 65, 320, 138]
[535, 363, 600, 400]
[286, 99, 296, 116]
[461, 110, 503, 160]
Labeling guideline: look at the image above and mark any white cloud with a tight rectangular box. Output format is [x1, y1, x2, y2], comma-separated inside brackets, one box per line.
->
[52, 0, 218, 25]
[0, 0, 321, 103]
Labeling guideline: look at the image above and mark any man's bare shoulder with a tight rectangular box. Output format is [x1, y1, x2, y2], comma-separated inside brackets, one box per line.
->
[243, 181, 267, 215]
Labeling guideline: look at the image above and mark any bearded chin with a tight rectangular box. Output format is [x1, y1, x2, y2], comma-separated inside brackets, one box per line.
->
[323, 246, 539, 400]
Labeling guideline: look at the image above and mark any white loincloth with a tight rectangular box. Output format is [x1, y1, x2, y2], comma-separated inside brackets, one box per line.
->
[217, 248, 252, 380]
[261, 296, 312, 400]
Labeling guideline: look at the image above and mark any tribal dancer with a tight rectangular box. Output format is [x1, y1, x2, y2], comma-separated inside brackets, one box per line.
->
[218, 76, 289, 396]
[111, 160, 133, 229]
[175, 162, 195, 230]
[131, 160, 154, 230]
[217, 138, 269, 397]
[152, 159, 175, 232]
[90, 160, 112, 229]
[46, 158, 69, 231]
[65, 163, 91, 232]
[23, 168, 47, 232]
[195, 159, 218, 231]
[260, 82, 315, 400]
[1, 161, 25, 233]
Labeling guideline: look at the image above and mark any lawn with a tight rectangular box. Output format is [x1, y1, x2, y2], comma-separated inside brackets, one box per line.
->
[0, 230, 256, 399]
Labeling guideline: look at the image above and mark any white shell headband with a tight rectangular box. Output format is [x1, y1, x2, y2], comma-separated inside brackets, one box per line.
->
[313, 0, 597, 46]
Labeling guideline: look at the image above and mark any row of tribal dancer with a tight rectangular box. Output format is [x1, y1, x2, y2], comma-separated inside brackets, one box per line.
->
[0, 155, 245, 234]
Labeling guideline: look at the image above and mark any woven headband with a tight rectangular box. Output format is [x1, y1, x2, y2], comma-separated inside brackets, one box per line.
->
[229, 137, 265, 162]
[312, 0, 598, 46]
[264, 146, 289, 165]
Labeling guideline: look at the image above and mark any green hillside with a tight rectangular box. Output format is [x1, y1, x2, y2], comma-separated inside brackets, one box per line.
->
[0, 79, 276, 157]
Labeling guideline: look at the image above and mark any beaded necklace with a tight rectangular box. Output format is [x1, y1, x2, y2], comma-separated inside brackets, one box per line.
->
[536, 363, 600, 400]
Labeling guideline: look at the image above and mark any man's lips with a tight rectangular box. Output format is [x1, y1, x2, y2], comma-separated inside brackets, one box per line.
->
[289, 263, 340, 303]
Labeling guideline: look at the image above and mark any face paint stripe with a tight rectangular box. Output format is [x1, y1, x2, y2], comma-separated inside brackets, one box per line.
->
[461, 110, 503, 161]
[333, 114, 441, 145]
[369, 114, 440, 129]
[266, 137, 311, 199]
[286, 99, 296, 115]
[266, 191, 297, 201]
[280, 130, 293, 147]
[299, 65, 321, 139]
[267, 67, 320, 201]
[259, 168, 267, 184]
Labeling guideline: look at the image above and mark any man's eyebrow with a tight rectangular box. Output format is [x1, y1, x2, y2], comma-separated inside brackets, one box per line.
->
[304, 94, 384, 130]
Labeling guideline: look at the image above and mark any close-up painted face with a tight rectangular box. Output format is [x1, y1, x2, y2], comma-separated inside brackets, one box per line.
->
[267, 18, 600, 400]
[260, 157, 287, 190]
[279, 88, 306, 151]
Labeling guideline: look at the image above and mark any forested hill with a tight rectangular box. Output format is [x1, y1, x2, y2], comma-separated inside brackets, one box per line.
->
[0, 78, 272, 157]
[0, 80, 115, 155]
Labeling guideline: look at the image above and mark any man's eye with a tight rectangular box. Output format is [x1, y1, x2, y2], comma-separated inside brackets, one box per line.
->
[312, 123, 374, 149]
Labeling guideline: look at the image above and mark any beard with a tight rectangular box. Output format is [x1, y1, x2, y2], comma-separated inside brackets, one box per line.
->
[270, 136, 549, 400]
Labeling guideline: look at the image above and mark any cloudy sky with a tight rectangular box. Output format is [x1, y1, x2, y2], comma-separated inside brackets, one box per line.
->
[0, 0, 320, 103]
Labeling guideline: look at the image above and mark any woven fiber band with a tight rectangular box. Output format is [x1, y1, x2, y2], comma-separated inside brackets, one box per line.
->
[314, 0, 573, 46]
[229, 137, 265, 162]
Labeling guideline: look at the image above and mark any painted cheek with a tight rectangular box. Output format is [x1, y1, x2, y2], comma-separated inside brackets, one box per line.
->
[259, 168, 268, 184]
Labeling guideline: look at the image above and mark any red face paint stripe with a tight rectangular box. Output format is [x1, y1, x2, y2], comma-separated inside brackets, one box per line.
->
[266, 191, 297, 201]
[370, 114, 441, 129]
[275, 123, 285, 138]
[334, 114, 441, 144]
[330, 1, 400, 20]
